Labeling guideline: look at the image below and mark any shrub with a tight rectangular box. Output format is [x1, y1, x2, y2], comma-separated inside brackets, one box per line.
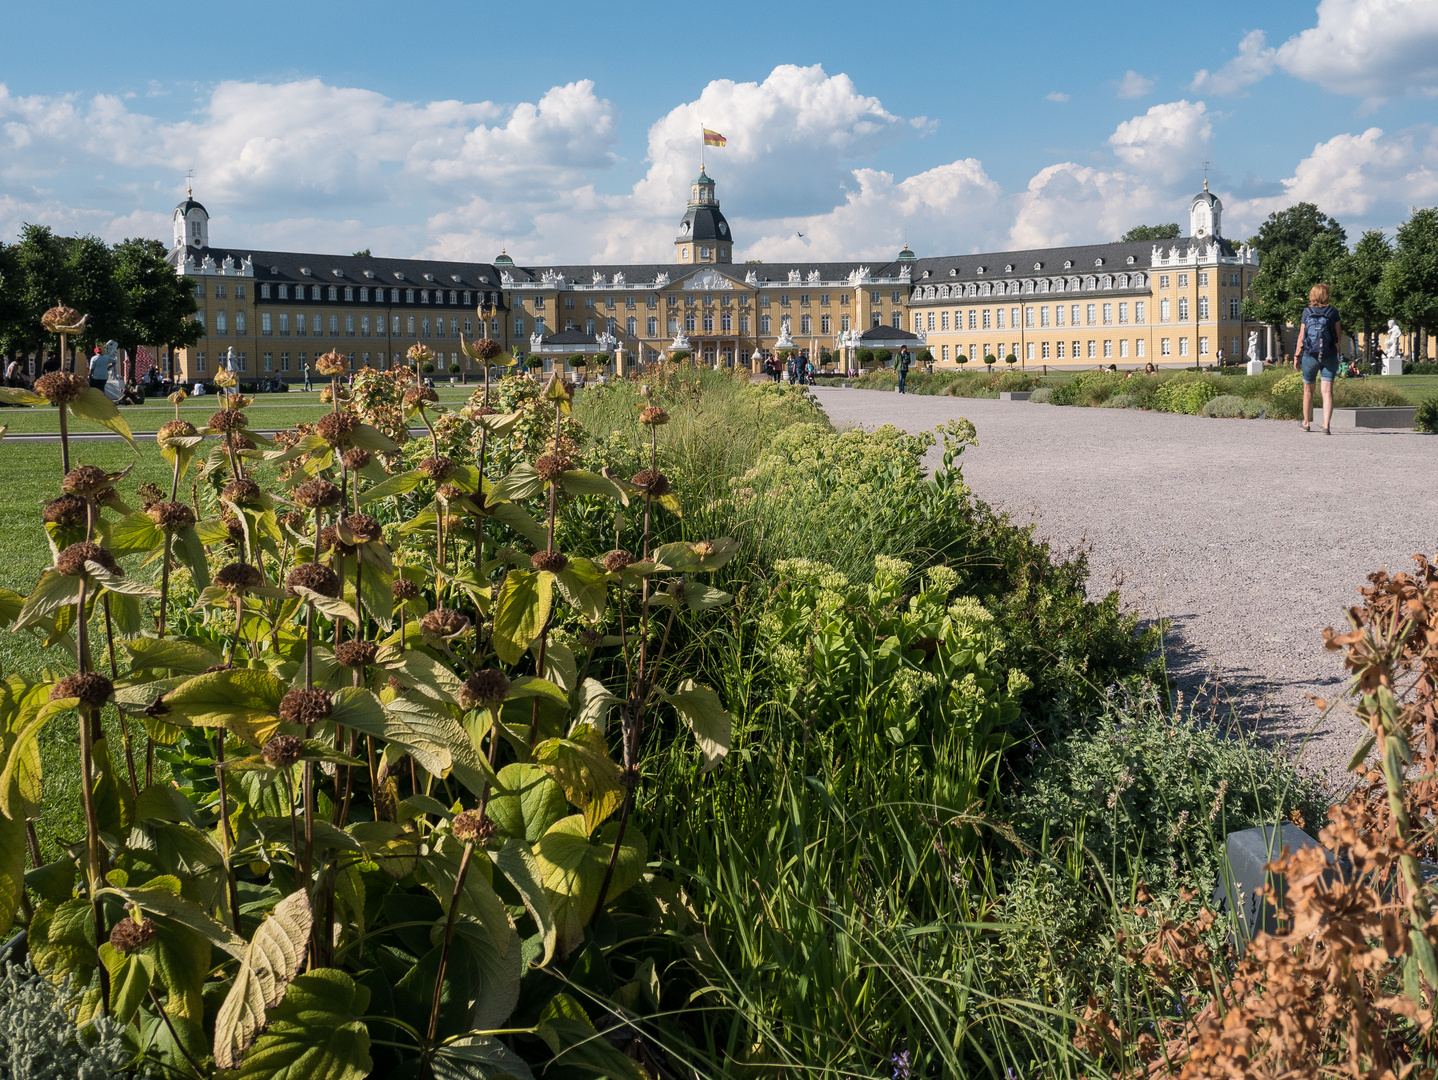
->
[1053, 370, 1124, 407]
[1200, 394, 1248, 417]
[1004, 353, 1019, 366]
[856, 347, 873, 366]
[1269, 370, 1305, 418]
[1029, 387, 1053, 403]
[447, 361, 460, 374]
[873, 348, 893, 367]
[992, 370, 1039, 392]
[1154, 376, 1221, 415]
[1416, 394, 1438, 432]
[983, 354, 997, 368]
[0, 960, 141, 1079]
[916, 348, 934, 365]
[1332, 380, 1411, 408]
[1405, 360, 1438, 375]
[1102, 393, 1138, 409]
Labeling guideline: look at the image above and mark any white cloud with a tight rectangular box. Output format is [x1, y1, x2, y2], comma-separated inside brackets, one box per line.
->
[1045, 91, 1070, 103]
[1115, 71, 1155, 99]
[1190, 30, 1276, 96]
[1009, 163, 1168, 249]
[1108, 100, 1212, 184]
[1193, 2, 1438, 103]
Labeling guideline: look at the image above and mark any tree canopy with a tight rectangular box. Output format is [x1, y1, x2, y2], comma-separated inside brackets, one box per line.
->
[1120, 223, 1181, 242]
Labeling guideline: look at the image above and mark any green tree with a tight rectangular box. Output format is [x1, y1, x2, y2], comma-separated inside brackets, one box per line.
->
[1331, 229, 1392, 364]
[62, 234, 125, 355]
[1381, 207, 1438, 361]
[8, 224, 69, 365]
[1120, 223, 1181, 242]
[1242, 203, 1347, 355]
[352, 248, 372, 258]
[112, 237, 200, 378]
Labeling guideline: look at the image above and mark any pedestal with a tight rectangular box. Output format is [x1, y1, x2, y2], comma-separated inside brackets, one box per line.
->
[1384, 353, 1402, 376]
[1246, 359, 1264, 376]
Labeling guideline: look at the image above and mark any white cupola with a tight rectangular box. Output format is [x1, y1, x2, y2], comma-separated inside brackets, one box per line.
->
[172, 186, 209, 251]
[1189, 179, 1222, 240]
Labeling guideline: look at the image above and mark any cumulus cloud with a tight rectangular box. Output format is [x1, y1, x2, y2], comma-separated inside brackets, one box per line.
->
[1045, 91, 1070, 103]
[1115, 71, 1155, 99]
[1108, 100, 1212, 184]
[1193, 1, 1438, 103]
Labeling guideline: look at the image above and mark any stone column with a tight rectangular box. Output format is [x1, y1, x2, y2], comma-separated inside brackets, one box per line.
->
[614, 342, 626, 378]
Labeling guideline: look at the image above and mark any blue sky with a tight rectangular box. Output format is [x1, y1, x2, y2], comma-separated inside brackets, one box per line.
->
[1, 0, 1435, 264]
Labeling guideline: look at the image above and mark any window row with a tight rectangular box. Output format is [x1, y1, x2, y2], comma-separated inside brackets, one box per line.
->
[254, 313, 499, 339]
[914, 302, 1148, 333]
[251, 283, 500, 305]
[913, 273, 1148, 302]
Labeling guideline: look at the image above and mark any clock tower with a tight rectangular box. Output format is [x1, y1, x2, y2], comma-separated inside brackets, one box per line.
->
[675, 169, 733, 265]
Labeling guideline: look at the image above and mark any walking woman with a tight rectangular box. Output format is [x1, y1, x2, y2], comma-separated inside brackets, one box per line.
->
[1293, 283, 1343, 434]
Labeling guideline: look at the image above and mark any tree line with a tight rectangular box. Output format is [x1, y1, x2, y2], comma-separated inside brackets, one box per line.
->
[0, 224, 199, 373]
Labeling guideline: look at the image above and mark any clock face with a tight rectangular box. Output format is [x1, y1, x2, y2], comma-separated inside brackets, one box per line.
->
[681, 222, 690, 233]
[719, 222, 728, 235]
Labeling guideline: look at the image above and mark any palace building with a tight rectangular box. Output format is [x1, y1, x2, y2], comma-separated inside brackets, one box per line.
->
[164, 173, 1258, 382]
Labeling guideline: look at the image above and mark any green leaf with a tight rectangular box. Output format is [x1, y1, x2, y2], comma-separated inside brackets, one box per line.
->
[383, 647, 463, 706]
[420, 835, 513, 956]
[491, 837, 556, 967]
[13, 570, 84, 631]
[123, 637, 224, 674]
[174, 526, 212, 589]
[558, 468, 626, 503]
[536, 1001, 646, 1080]
[554, 558, 608, 623]
[430, 1035, 535, 1080]
[357, 469, 423, 505]
[489, 503, 547, 548]
[1348, 733, 1377, 773]
[348, 423, 399, 452]
[0, 387, 47, 406]
[258, 433, 326, 465]
[506, 676, 569, 708]
[109, 512, 163, 554]
[87, 563, 160, 599]
[0, 807, 26, 937]
[535, 816, 647, 959]
[694, 535, 740, 570]
[533, 725, 624, 835]
[291, 585, 359, 626]
[487, 763, 567, 844]
[238, 969, 372, 1080]
[164, 668, 288, 744]
[485, 463, 544, 506]
[681, 580, 732, 611]
[99, 942, 154, 1025]
[660, 679, 732, 773]
[71, 386, 136, 447]
[329, 687, 386, 734]
[214, 890, 313, 1070]
[0, 587, 22, 627]
[0, 697, 72, 820]
[573, 679, 620, 737]
[651, 542, 701, 572]
[492, 569, 552, 666]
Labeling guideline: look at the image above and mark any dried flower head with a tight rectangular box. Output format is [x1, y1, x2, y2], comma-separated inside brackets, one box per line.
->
[421, 607, 470, 640]
[335, 640, 378, 669]
[341, 447, 371, 471]
[43, 495, 88, 527]
[147, 501, 197, 531]
[156, 419, 199, 442]
[167, 389, 188, 406]
[630, 469, 671, 497]
[459, 669, 511, 709]
[386, 675, 407, 695]
[316, 526, 353, 557]
[533, 454, 571, 482]
[55, 542, 121, 577]
[578, 629, 604, 648]
[33, 371, 88, 406]
[41, 306, 85, 334]
[403, 386, 440, 409]
[473, 338, 503, 361]
[222, 514, 246, 546]
[61, 465, 111, 498]
[450, 809, 496, 845]
[320, 384, 351, 405]
[317, 410, 359, 447]
[406, 344, 435, 367]
[51, 672, 114, 707]
[436, 483, 465, 502]
[108, 916, 157, 955]
[339, 513, 382, 543]
[315, 351, 349, 376]
[203, 663, 236, 674]
[278, 511, 306, 533]
[278, 688, 332, 726]
[207, 409, 248, 434]
[292, 479, 342, 509]
[419, 455, 455, 481]
[639, 406, 670, 426]
[93, 487, 124, 512]
[531, 549, 568, 573]
[215, 562, 264, 592]
[692, 540, 716, 557]
[472, 405, 497, 417]
[392, 578, 420, 601]
[222, 478, 263, 506]
[262, 734, 305, 767]
[135, 482, 165, 509]
[286, 562, 341, 598]
[213, 367, 238, 389]
[232, 434, 257, 452]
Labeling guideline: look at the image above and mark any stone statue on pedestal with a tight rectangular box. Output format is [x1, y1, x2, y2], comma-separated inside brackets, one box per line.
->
[1383, 320, 1403, 375]
[1245, 330, 1263, 376]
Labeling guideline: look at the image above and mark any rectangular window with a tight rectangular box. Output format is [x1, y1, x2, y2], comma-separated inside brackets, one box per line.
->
[1179, 337, 1190, 357]
[1070, 304, 1081, 325]
[1053, 305, 1065, 327]
[280, 352, 290, 371]
[1199, 336, 1209, 355]
[1161, 338, 1171, 356]
[1086, 303, 1097, 325]
[800, 315, 811, 334]
[799, 294, 810, 307]
[839, 294, 849, 306]
[311, 286, 321, 301]
[296, 313, 308, 337]
[392, 289, 400, 303]
[1136, 339, 1145, 357]
[1198, 297, 1209, 320]
[625, 316, 636, 336]
[450, 291, 458, 305]
[647, 316, 657, 336]
[780, 294, 790, 307]
[1072, 340, 1080, 357]
[345, 314, 355, 337]
[1056, 341, 1065, 359]
[263, 352, 273, 372]
[236, 352, 247, 372]
[1010, 307, 1019, 328]
[1178, 297, 1189, 321]
[1026, 342, 1035, 361]
[391, 316, 400, 335]
[360, 315, 370, 337]
[968, 311, 977, 330]
[236, 285, 246, 300]
[740, 315, 750, 333]
[891, 312, 901, 329]
[760, 314, 771, 333]
[214, 283, 226, 300]
[1118, 302, 1129, 324]
[261, 284, 271, 299]
[1177, 274, 1189, 288]
[278, 313, 290, 336]
[236, 311, 247, 335]
[215, 310, 227, 336]
[1135, 301, 1146, 323]
[1041, 341, 1051, 359]
[361, 288, 371, 302]
[329, 314, 339, 336]
[1198, 272, 1208, 286]
[1229, 298, 1240, 319]
[1102, 303, 1113, 325]
[196, 352, 206, 372]
[421, 290, 430, 304]
[279, 285, 291, 300]
[892, 291, 902, 304]
[1160, 299, 1171, 322]
[982, 309, 992, 329]
[1039, 307, 1050, 328]
[996, 308, 1006, 329]
[926, 312, 935, 331]
[1159, 275, 1169, 290]
[406, 316, 416, 336]
[1120, 340, 1129, 358]
[1103, 340, 1113, 358]
[940, 311, 950, 331]
[1024, 306, 1035, 329]
[840, 315, 850, 332]
[1087, 340, 1096, 359]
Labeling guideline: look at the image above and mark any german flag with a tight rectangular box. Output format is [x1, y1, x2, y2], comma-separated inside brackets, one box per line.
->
[703, 128, 727, 147]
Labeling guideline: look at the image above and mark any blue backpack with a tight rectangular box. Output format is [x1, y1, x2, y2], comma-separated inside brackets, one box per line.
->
[1301, 305, 1339, 360]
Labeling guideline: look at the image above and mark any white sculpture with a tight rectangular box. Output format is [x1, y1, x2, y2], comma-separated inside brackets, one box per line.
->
[775, 315, 795, 350]
[1384, 319, 1403, 375]
[1244, 331, 1263, 375]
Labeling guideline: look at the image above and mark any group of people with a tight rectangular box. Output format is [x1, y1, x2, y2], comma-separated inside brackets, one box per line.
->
[762, 351, 819, 385]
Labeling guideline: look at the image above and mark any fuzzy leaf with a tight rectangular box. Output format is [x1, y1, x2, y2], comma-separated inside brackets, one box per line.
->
[101, 884, 245, 958]
[87, 563, 160, 599]
[237, 969, 371, 1080]
[651, 542, 701, 573]
[357, 469, 423, 505]
[71, 387, 136, 448]
[164, 668, 288, 744]
[109, 512, 164, 554]
[485, 463, 544, 506]
[492, 569, 552, 666]
[348, 423, 398, 452]
[573, 678, 620, 737]
[659, 679, 732, 773]
[554, 558, 608, 623]
[291, 585, 359, 626]
[489, 502, 547, 548]
[559, 469, 627, 503]
[0, 388, 47, 406]
[173, 526, 212, 589]
[13, 570, 84, 631]
[0, 587, 22, 627]
[123, 637, 224, 674]
[535, 816, 646, 958]
[492, 837, 556, 967]
[533, 724, 625, 835]
[0, 806, 26, 937]
[487, 763, 568, 844]
[214, 890, 313, 1069]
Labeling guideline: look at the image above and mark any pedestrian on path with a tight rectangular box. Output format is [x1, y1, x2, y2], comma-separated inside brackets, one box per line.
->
[1294, 282, 1342, 434]
[301, 358, 312, 392]
[896, 345, 911, 394]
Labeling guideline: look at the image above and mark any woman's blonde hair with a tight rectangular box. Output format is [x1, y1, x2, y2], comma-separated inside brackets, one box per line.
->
[1309, 283, 1330, 305]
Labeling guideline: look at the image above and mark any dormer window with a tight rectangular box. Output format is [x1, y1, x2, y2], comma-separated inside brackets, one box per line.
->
[949, 268, 957, 276]
[363, 270, 374, 279]
[1127, 255, 1137, 265]
[424, 273, 435, 282]
[395, 272, 406, 282]
[332, 269, 343, 277]
[1095, 258, 1105, 266]
[328, 286, 338, 301]
[1064, 260, 1073, 269]
[1034, 262, 1043, 270]
[300, 267, 312, 276]
[976, 266, 985, 274]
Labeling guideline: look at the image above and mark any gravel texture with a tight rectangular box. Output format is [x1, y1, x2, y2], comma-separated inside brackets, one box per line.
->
[811, 386, 1438, 784]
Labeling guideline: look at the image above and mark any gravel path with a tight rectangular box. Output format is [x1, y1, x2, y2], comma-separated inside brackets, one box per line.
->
[811, 387, 1438, 782]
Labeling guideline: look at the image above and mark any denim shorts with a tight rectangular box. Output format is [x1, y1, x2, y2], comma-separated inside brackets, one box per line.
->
[1301, 353, 1339, 383]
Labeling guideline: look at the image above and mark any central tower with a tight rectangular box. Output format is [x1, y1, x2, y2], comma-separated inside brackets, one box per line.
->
[675, 169, 732, 264]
